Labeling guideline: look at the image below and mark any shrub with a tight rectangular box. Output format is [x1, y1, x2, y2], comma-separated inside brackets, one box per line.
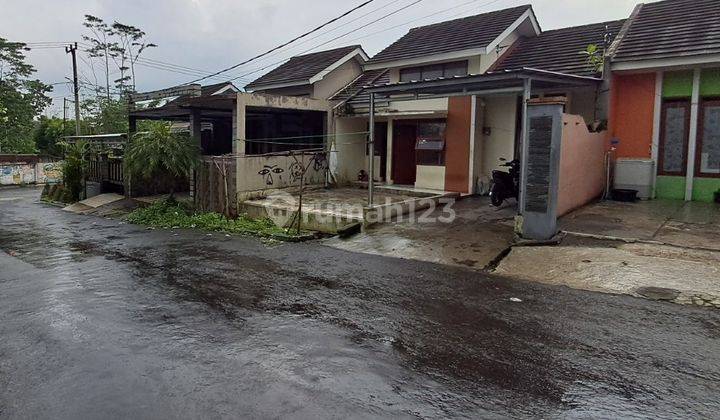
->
[125, 123, 200, 198]
[61, 140, 89, 202]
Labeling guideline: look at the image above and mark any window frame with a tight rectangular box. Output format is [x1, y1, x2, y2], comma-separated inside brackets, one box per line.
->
[414, 120, 446, 166]
[658, 99, 691, 176]
[695, 98, 720, 178]
[399, 61, 468, 82]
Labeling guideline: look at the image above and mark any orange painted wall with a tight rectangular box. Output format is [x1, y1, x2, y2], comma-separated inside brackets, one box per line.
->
[558, 114, 609, 216]
[609, 73, 656, 158]
[444, 96, 471, 193]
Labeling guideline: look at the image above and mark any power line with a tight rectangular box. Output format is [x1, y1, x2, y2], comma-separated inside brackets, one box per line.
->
[229, 0, 424, 83]
[183, 0, 377, 84]
[332, 0, 506, 49]
[222, 0, 406, 74]
[230, 0, 506, 84]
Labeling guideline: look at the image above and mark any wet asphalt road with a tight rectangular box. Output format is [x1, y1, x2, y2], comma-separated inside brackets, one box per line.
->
[1, 187, 719, 419]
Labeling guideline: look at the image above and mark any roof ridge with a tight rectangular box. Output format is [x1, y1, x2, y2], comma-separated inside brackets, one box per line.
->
[540, 18, 627, 34]
[408, 4, 531, 32]
[292, 44, 362, 59]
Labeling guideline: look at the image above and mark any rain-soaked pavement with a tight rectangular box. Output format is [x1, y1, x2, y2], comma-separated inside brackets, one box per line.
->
[1, 186, 719, 419]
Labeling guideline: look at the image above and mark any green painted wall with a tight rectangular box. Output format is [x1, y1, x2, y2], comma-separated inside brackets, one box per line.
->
[656, 176, 686, 200]
[700, 68, 720, 97]
[692, 178, 720, 202]
[663, 71, 694, 98]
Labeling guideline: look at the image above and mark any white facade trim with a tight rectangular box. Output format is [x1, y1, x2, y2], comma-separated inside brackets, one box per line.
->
[364, 49, 487, 71]
[248, 48, 368, 92]
[685, 69, 702, 201]
[309, 48, 369, 84]
[212, 84, 239, 95]
[486, 9, 540, 53]
[612, 54, 720, 72]
[651, 71, 663, 198]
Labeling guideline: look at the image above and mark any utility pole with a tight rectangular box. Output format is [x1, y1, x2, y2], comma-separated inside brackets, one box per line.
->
[65, 43, 81, 136]
[62, 98, 67, 133]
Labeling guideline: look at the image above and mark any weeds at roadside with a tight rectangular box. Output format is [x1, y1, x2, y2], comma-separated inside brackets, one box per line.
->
[125, 198, 310, 241]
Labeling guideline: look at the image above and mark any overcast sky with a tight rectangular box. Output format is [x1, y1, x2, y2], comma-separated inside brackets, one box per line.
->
[1, 0, 643, 116]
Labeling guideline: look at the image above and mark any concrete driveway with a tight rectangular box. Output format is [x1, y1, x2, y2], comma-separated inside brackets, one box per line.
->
[496, 199, 720, 308]
[324, 196, 516, 270]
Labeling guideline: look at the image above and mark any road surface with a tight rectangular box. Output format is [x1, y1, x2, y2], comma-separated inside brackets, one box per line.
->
[1, 187, 719, 419]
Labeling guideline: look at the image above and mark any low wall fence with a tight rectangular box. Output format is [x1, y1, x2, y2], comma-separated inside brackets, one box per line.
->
[194, 149, 330, 217]
[0, 156, 63, 186]
[237, 149, 329, 201]
[557, 114, 609, 216]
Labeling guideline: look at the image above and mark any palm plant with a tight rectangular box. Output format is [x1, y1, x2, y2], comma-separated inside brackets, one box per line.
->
[125, 123, 200, 198]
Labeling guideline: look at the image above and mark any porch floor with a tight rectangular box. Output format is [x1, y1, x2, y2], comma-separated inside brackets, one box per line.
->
[241, 187, 424, 233]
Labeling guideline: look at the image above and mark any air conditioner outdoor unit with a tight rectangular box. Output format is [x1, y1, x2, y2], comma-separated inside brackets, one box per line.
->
[614, 158, 655, 199]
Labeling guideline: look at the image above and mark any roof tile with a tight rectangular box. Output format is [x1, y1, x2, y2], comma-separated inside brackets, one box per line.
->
[245, 45, 362, 89]
[367, 5, 533, 64]
[613, 0, 720, 62]
[494, 20, 626, 76]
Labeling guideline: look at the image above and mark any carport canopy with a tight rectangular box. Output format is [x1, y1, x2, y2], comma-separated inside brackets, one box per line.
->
[360, 68, 602, 205]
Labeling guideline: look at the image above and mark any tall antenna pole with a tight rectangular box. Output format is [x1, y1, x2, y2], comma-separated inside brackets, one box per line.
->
[66, 43, 81, 136]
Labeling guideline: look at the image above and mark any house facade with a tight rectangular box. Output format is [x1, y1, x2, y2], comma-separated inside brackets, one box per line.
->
[608, 0, 720, 202]
[320, 6, 622, 196]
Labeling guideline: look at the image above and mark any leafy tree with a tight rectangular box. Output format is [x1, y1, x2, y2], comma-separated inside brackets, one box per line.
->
[110, 21, 156, 93]
[0, 38, 52, 153]
[125, 123, 200, 197]
[83, 15, 115, 101]
[83, 15, 156, 95]
[34, 116, 73, 156]
[80, 96, 128, 134]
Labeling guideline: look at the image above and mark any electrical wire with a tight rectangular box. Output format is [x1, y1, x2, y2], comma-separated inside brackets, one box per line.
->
[322, 0, 507, 50]
[218, 0, 406, 75]
[229, 0, 424, 83]
[225, 0, 507, 84]
[181, 0, 378, 84]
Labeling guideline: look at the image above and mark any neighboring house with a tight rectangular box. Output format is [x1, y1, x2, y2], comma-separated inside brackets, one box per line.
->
[244, 45, 368, 99]
[329, 5, 621, 194]
[607, 0, 720, 202]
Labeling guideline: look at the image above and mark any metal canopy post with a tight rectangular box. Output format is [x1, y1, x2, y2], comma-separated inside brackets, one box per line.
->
[368, 92, 375, 206]
[519, 77, 532, 214]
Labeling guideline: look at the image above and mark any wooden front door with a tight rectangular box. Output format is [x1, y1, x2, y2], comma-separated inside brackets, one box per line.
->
[392, 122, 417, 185]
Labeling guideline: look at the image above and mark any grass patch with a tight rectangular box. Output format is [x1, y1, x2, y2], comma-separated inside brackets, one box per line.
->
[126, 198, 307, 241]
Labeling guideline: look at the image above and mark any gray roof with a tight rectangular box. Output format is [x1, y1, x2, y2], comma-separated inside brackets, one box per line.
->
[245, 45, 362, 89]
[329, 68, 389, 102]
[367, 5, 533, 65]
[613, 0, 720, 62]
[494, 20, 626, 76]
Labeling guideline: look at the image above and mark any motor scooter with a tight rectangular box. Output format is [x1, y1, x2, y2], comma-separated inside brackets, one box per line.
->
[489, 158, 519, 207]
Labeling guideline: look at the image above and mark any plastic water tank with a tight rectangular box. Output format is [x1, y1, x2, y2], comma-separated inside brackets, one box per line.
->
[614, 158, 655, 199]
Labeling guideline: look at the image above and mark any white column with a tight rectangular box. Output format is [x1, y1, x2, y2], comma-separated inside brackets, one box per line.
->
[468, 95, 477, 194]
[685, 69, 701, 201]
[651, 71, 663, 198]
